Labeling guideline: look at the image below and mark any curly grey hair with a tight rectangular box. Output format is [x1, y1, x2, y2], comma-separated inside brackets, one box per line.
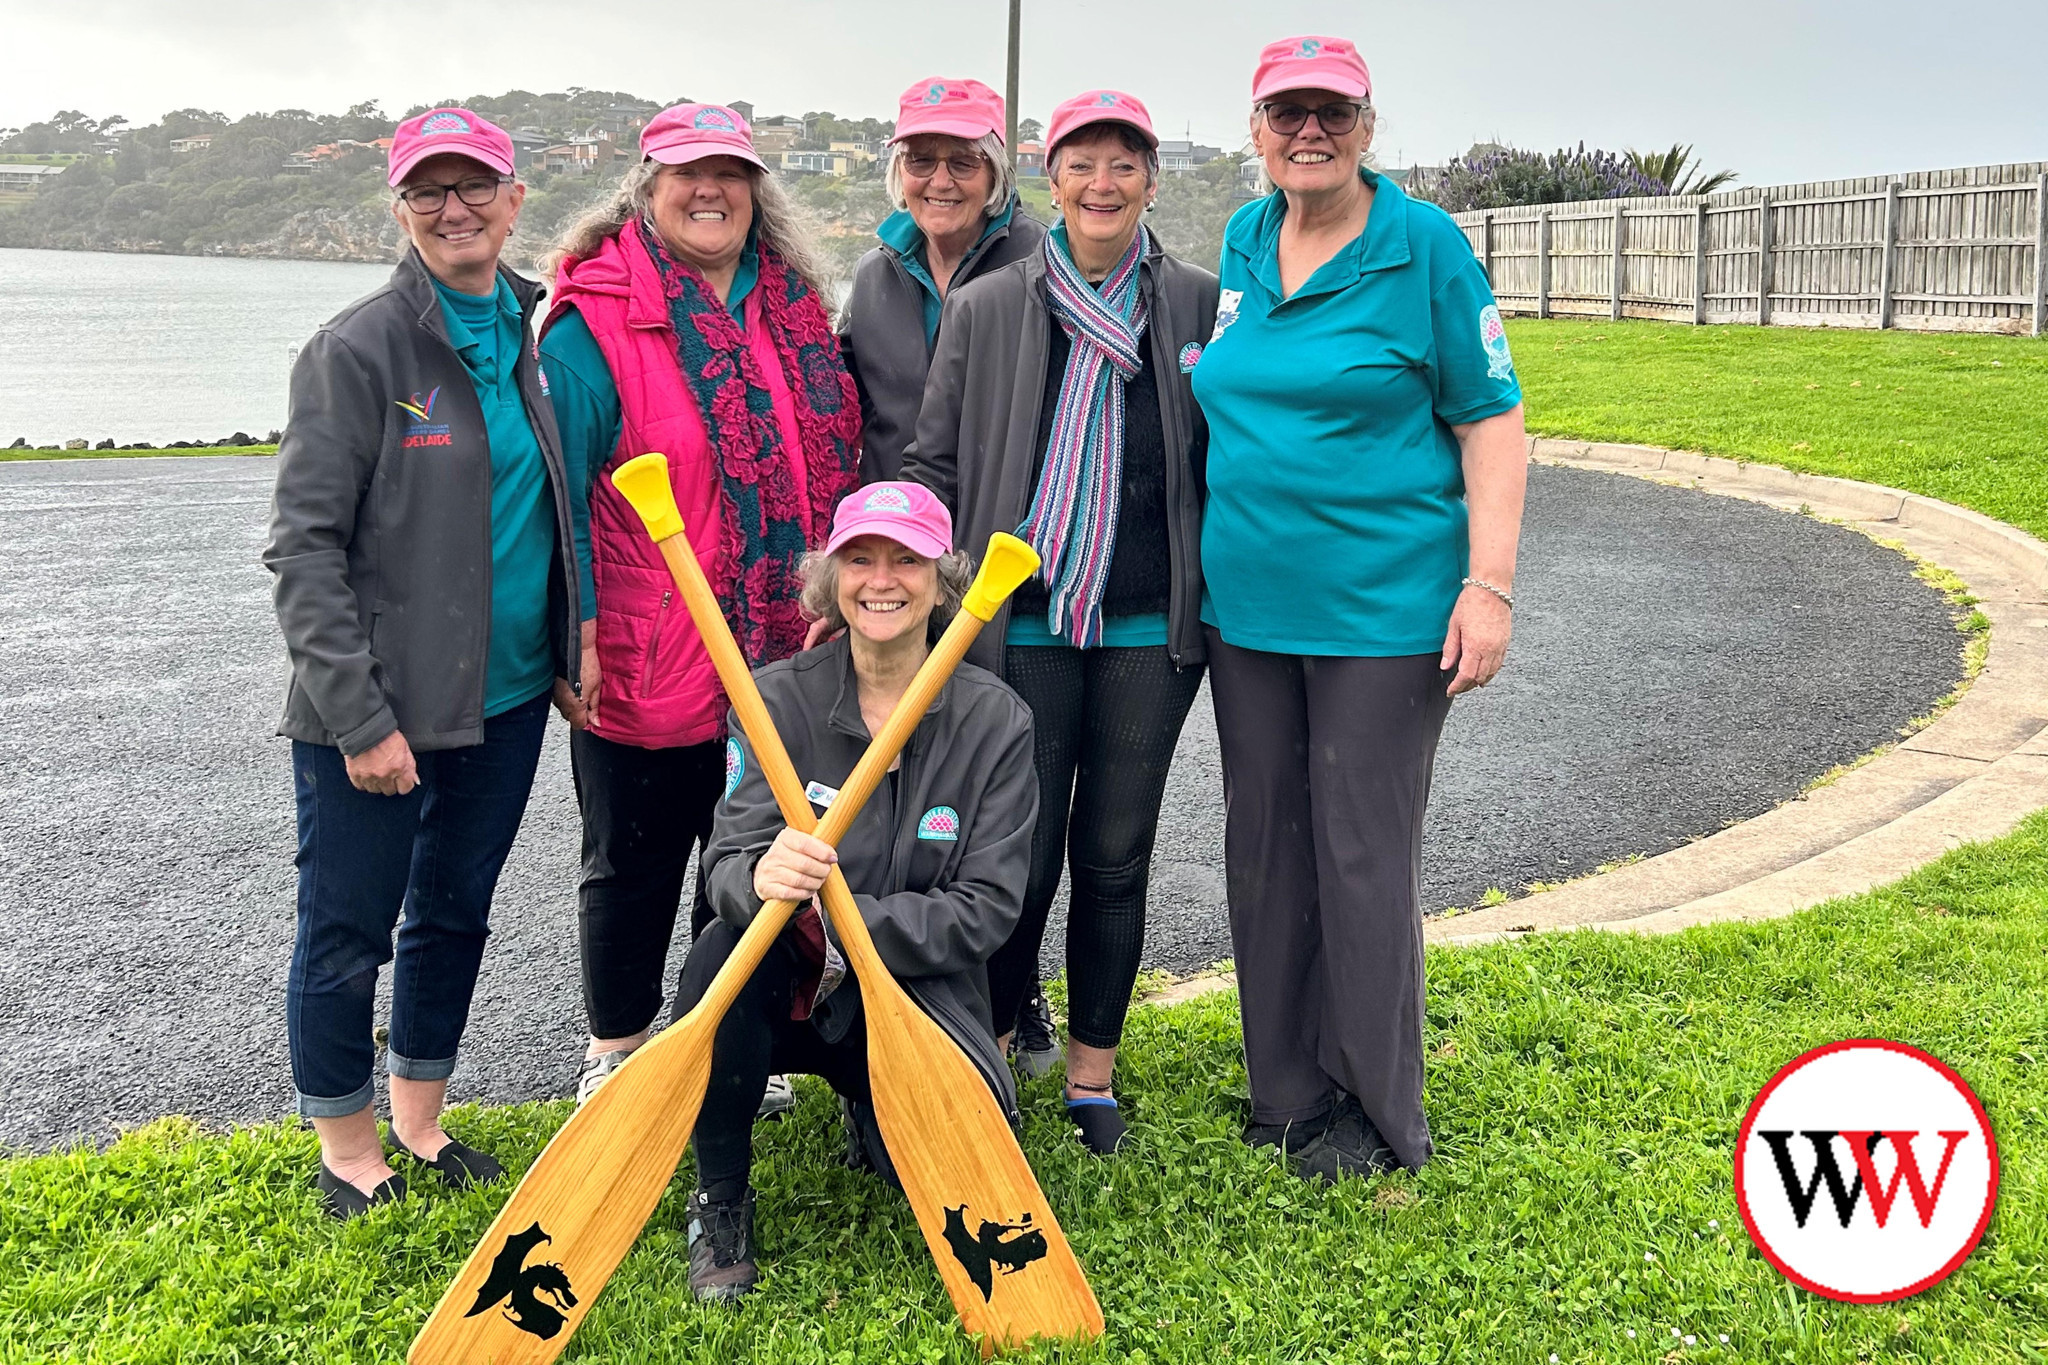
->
[798, 546, 976, 643]
[1047, 122, 1161, 188]
[542, 157, 833, 300]
[884, 132, 1016, 219]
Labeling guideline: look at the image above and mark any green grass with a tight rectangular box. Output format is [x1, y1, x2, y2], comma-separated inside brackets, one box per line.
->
[0, 445, 275, 462]
[1507, 319, 2048, 540]
[11, 812, 2048, 1363]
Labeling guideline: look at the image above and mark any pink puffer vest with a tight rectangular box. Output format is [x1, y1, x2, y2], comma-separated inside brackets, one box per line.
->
[547, 218, 812, 750]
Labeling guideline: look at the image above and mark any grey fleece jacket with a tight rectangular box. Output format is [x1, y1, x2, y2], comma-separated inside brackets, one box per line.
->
[701, 635, 1037, 1121]
[264, 250, 580, 755]
[901, 240, 1220, 678]
[839, 203, 1047, 482]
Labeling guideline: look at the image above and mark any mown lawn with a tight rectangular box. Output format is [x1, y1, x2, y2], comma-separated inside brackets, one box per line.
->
[10, 813, 2048, 1363]
[0, 445, 275, 462]
[1506, 319, 2048, 540]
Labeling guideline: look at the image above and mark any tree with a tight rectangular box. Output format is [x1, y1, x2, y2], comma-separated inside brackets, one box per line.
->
[1018, 117, 1043, 143]
[1625, 143, 1737, 196]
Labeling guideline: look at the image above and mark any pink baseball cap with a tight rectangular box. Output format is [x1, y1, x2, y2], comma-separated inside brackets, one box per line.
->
[891, 77, 1006, 145]
[1252, 35, 1373, 102]
[387, 108, 515, 187]
[640, 103, 769, 171]
[1045, 90, 1157, 154]
[824, 483, 954, 559]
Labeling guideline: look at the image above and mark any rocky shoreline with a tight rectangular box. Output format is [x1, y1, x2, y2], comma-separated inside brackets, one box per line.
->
[6, 431, 277, 452]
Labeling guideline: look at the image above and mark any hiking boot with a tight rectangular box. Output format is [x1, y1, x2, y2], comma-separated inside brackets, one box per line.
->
[1242, 1101, 1338, 1157]
[839, 1094, 901, 1191]
[686, 1184, 758, 1302]
[1010, 990, 1064, 1080]
[1290, 1096, 1398, 1185]
[757, 1073, 796, 1120]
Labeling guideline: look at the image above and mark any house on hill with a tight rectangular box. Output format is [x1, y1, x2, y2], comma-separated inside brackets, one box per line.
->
[0, 164, 66, 198]
[169, 132, 216, 154]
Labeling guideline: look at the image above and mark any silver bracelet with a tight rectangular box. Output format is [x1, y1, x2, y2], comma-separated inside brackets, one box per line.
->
[1462, 576, 1514, 609]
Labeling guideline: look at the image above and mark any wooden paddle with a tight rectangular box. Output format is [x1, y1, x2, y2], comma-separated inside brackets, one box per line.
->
[407, 474, 1038, 1365]
[607, 453, 1104, 1355]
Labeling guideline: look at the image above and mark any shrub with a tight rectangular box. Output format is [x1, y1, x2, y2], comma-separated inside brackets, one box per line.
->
[1414, 143, 1668, 213]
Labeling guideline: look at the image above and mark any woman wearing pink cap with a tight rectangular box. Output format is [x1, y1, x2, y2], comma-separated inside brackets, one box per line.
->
[535, 103, 861, 1112]
[904, 89, 1219, 1156]
[840, 78, 1045, 481]
[673, 481, 1036, 1301]
[1194, 36, 1529, 1183]
[266, 107, 584, 1215]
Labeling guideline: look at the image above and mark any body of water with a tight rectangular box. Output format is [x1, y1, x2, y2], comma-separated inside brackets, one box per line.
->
[0, 248, 397, 445]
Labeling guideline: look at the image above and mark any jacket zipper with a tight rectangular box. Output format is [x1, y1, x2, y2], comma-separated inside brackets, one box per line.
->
[640, 589, 672, 694]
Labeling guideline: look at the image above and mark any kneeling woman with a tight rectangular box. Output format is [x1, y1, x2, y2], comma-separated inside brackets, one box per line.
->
[674, 482, 1038, 1302]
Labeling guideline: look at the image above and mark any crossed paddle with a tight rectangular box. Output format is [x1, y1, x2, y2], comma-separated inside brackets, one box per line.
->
[408, 454, 1102, 1362]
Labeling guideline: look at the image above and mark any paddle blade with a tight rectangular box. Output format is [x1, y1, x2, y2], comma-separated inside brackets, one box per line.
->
[865, 993, 1104, 1352]
[960, 533, 1041, 622]
[609, 452, 684, 542]
[407, 1013, 716, 1365]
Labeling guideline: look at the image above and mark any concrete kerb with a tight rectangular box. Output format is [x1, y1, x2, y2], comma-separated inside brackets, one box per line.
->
[1142, 440, 2048, 1008]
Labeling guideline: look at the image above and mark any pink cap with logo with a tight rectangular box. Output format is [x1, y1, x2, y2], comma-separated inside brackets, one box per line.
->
[1252, 35, 1373, 102]
[1045, 89, 1158, 154]
[387, 108, 516, 187]
[891, 78, 1007, 145]
[825, 482, 954, 559]
[640, 103, 769, 171]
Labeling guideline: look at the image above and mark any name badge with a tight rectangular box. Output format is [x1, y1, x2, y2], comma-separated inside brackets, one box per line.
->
[805, 779, 840, 810]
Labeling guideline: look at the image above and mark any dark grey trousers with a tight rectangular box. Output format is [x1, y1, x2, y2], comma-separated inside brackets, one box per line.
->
[1205, 630, 1453, 1171]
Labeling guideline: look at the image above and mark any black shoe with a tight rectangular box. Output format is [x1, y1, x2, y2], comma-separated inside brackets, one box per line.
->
[1290, 1096, 1398, 1185]
[1066, 1091, 1129, 1156]
[686, 1184, 758, 1302]
[1010, 990, 1063, 1080]
[1242, 1100, 1339, 1157]
[839, 1095, 901, 1191]
[388, 1131, 505, 1190]
[317, 1164, 406, 1220]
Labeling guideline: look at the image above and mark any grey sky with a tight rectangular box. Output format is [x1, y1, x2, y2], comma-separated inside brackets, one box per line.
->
[6, 0, 2044, 187]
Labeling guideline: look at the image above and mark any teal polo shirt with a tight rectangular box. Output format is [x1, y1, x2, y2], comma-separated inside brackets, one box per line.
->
[433, 276, 556, 715]
[876, 201, 1016, 346]
[539, 240, 762, 621]
[1190, 169, 1522, 656]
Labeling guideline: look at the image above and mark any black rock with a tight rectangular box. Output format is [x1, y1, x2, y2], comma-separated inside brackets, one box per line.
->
[6, 437, 24, 449]
[222, 432, 254, 447]
[95, 439, 115, 450]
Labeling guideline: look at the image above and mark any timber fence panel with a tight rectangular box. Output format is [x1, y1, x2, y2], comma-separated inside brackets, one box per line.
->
[1449, 159, 2048, 335]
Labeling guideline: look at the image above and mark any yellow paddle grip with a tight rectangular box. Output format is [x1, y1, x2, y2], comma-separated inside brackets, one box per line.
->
[609, 452, 684, 542]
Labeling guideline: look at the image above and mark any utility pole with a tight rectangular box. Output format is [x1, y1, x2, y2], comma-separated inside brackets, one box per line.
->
[1005, 0, 1020, 166]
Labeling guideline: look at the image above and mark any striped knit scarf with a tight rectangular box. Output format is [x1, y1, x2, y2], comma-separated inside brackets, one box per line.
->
[641, 223, 861, 666]
[1017, 221, 1151, 647]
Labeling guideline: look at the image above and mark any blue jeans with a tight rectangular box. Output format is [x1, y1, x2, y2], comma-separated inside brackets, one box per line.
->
[286, 693, 548, 1117]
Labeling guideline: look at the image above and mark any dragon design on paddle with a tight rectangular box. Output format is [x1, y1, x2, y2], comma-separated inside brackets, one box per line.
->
[463, 1221, 579, 1339]
[942, 1205, 1049, 1301]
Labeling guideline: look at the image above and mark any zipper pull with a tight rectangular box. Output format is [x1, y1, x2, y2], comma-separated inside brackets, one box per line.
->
[661, 589, 672, 607]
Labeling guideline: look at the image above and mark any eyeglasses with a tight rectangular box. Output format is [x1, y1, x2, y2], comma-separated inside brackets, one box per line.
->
[396, 175, 514, 213]
[1259, 101, 1368, 137]
[900, 152, 988, 180]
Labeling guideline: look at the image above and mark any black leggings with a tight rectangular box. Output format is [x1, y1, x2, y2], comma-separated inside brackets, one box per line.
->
[570, 730, 723, 1040]
[987, 644, 1204, 1049]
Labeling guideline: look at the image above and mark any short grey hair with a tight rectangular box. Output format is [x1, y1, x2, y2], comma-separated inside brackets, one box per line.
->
[1047, 123, 1161, 188]
[798, 546, 976, 642]
[884, 132, 1016, 218]
[1247, 100, 1376, 196]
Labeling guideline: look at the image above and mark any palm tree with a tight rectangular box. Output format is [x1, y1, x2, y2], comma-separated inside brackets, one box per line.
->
[1626, 143, 1738, 196]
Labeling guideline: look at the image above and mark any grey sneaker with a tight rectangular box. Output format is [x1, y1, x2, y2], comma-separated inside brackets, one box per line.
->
[1010, 990, 1064, 1079]
[576, 1048, 634, 1107]
[757, 1073, 795, 1120]
[1291, 1096, 1397, 1185]
[685, 1185, 758, 1302]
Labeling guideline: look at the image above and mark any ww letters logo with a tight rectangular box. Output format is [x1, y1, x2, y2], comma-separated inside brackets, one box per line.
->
[1735, 1040, 1998, 1303]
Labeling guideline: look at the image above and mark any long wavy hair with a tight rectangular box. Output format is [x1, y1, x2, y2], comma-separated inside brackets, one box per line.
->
[542, 158, 833, 299]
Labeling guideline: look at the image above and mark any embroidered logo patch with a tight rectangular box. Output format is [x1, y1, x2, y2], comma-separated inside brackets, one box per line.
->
[420, 112, 472, 136]
[395, 387, 451, 449]
[1209, 289, 1242, 343]
[724, 737, 745, 798]
[863, 486, 913, 512]
[1479, 304, 1514, 381]
[804, 779, 840, 810]
[1294, 37, 1324, 58]
[694, 106, 737, 131]
[1095, 92, 1121, 107]
[1177, 341, 1203, 373]
[923, 83, 948, 105]
[917, 806, 961, 841]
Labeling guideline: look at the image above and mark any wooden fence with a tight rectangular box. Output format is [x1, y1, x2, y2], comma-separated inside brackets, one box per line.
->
[1452, 161, 2048, 335]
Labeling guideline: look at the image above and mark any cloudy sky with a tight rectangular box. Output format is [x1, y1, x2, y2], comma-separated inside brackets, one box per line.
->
[6, 0, 2043, 186]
